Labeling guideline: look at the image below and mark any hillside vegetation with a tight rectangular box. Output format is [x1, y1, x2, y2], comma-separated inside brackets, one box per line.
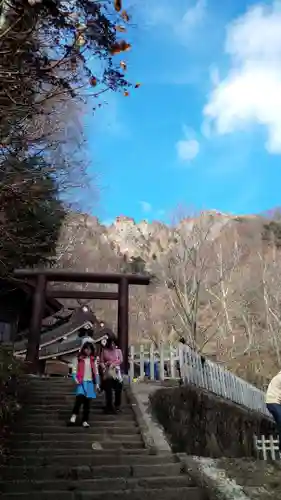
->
[54, 209, 281, 388]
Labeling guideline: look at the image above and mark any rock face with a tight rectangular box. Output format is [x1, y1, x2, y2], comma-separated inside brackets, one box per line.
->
[150, 385, 274, 458]
[57, 211, 245, 267]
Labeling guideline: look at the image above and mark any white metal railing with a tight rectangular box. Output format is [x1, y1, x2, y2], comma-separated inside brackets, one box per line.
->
[255, 435, 281, 460]
[129, 343, 180, 382]
[129, 343, 270, 417]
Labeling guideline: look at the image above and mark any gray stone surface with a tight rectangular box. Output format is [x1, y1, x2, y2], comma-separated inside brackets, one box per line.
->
[1, 377, 204, 500]
[125, 381, 172, 454]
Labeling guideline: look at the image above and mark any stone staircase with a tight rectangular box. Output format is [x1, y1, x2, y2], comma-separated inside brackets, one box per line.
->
[0, 378, 207, 499]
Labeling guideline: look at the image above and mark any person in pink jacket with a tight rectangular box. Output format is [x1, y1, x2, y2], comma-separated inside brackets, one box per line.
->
[100, 337, 123, 414]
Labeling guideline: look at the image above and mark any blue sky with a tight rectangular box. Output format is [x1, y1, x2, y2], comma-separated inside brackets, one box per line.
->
[84, 0, 281, 223]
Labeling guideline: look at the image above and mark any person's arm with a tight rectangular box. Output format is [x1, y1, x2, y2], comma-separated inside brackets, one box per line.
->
[118, 348, 123, 366]
[112, 348, 123, 367]
[276, 375, 281, 403]
[99, 349, 105, 369]
[72, 357, 79, 383]
[93, 359, 100, 387]
[101, 349, 112, 367]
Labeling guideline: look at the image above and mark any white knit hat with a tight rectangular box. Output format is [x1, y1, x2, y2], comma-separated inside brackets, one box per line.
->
[81, 336, 95, 348]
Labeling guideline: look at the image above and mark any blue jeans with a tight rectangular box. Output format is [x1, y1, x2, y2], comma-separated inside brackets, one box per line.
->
[267, 403, 281, 449]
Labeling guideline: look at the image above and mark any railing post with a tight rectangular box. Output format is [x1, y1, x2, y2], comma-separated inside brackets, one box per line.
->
[129, 345, 134, 382]
[140, 344, 144, 379]
[26, 273, 47, 373]
[159, 343, 165, 381]
[150, 343, 155, 381]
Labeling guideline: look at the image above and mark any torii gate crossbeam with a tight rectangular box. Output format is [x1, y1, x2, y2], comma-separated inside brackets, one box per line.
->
[13, 269, 150, 374]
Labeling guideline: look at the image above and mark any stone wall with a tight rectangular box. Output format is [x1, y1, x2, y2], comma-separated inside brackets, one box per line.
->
[0, 348, 25, 462]
[150, 385, 275, 458]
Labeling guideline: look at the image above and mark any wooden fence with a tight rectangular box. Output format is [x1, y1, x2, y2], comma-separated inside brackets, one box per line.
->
[129, 343, 270, 417]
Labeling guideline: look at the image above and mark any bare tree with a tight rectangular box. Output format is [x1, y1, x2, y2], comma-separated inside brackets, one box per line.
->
[129, 286, 172, 345]
[257, 242, 281, 368]
[52, 213, 124, 327]
[154, 211, 228, 352]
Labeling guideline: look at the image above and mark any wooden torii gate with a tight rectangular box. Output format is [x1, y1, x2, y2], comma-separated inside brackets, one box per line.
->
[13, 269, 150, 373]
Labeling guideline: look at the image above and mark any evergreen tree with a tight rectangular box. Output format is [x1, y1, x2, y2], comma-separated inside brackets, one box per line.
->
[0, 155, 65, 274]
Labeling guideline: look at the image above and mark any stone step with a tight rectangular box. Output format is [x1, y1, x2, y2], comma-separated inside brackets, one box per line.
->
[13, 428, 141, 437]
[1, 487, 205, 499]
[25, 399, 132, 408]
[18, 414, 136, 423]
[24, 394, 128, 401]
[17, 418, 136, 426]
[25, 383, 77, 387]
[24, 394, 130, 400]
[23, 404, 133, 411]
[11, 439, 144, 451]
[0, 475, 195, 493]
[11, 421, 141, 439]
[24, 388, 76, 392]
[1, 462, 182, 481]
[7, 452, 170, 467]
[22, 407, 134, 416]
[25, 381, 73, 384]
[18, 421, 138, 429]
[18, 420, 137, 429]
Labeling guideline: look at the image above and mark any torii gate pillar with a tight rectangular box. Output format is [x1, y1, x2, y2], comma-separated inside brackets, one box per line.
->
[117, 276, 129, 374]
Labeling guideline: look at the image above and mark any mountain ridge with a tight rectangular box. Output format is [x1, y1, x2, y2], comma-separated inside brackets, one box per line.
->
[54, 208, 281, 389]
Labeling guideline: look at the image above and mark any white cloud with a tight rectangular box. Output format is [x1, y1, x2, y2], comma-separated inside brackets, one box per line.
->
[176, 126, 200, 161]
[177, 139, 200, 161]
[140, 0, 207, 44]
[180, 0, 206, 31]
[140, 201, 152, 213]
[203, 1, 281, 154]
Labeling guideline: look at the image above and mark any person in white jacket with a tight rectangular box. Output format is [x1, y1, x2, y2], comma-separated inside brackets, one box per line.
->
[265, 371, 281, 449]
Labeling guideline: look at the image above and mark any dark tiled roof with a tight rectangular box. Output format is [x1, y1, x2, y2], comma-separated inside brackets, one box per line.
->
[14, 307, 99, 353]
[38, 333, 109, 359]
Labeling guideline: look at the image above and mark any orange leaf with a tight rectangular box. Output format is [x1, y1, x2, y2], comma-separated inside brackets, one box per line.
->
[89, 76, 97, 86]
[110, 41, 131, 55]
[122, 42, 131, 52]
[114, 0, 122, 12]
[135, 83, 141, 88]
[121, 10, 130, 22]
[76, 34, 86, 47]
[115, 25, 126, 32]
[124, 90, 129, 96]
[120, 60, 127, 71]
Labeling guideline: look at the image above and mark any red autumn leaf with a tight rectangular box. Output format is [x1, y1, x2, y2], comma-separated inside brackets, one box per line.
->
[114, 0, 122, 12]
[124, 90, 129, 96]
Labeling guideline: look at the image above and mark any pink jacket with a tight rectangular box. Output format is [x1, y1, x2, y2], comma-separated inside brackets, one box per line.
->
[100, 347, 123, 367]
